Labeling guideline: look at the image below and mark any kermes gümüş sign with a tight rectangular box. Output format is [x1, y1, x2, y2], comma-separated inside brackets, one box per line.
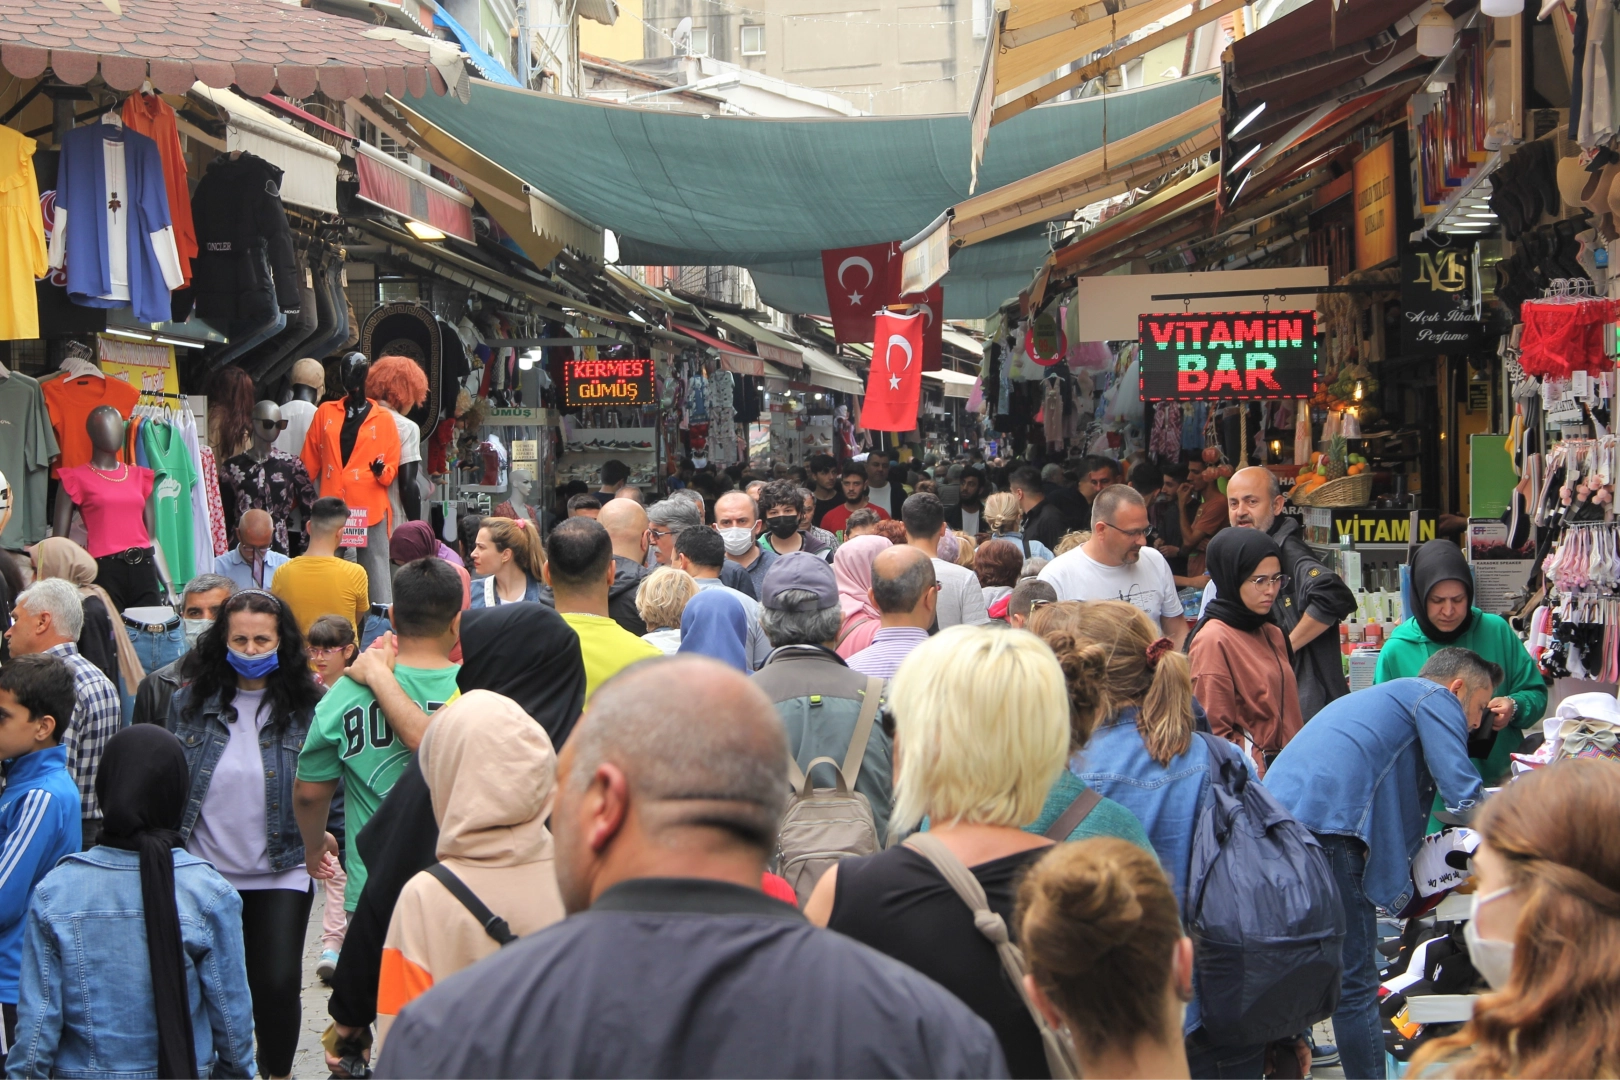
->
[1401, 242, 1484, 355]
[1138, 311, 1319, 401]
[565, 358, 655, 407]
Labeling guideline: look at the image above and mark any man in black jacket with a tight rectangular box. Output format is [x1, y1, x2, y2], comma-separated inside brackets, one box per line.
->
[1009, 465, 1068, 552]
[130, 574, 235, 726]
[1223, 467, 1356, 719]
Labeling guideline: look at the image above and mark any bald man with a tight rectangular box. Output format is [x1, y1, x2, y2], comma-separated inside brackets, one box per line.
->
[212, 508, 289, 591]
[847, 546, 937, 679]
[713, 490, 777, 596]
[540, 497, 649, 635]
[277, 357, 326, 457]
[375, 658, 1006, 1079]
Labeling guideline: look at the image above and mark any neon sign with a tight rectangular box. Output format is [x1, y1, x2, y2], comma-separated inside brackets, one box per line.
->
[1137, 311, 1319, 401]
[564, 358, 655, 407]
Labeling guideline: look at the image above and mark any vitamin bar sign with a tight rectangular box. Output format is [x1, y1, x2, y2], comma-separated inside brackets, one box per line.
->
[1137, 311, 1318, 401]
[565, 358, 655, 407]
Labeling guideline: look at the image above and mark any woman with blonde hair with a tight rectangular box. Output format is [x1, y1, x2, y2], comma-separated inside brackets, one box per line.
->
[1018, 839, 1193, 1079]
[807, 625, 1072, 1078]
[469, 517, 545, 608]
[985, 491, 1054, 561]
[1409, 759, 1620, 1079]
[1043, 600, 1258, 1075]
[635, 567, 698, 655]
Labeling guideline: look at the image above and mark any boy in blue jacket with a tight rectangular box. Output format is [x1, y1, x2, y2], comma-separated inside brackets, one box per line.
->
[0, 654, 81, 1047]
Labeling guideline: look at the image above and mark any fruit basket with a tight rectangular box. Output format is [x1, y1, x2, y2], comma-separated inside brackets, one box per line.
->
[1291, 434, 1371, 506]
[1294, 473, 1373, 508]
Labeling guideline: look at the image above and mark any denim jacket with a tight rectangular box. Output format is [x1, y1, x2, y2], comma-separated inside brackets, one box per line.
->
[1263, 678, 1483, 915]
[166, 685, 315, 874]
[6, 847, 255, 1079]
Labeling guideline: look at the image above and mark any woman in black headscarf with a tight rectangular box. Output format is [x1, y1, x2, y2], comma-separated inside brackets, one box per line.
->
[1186, 528, 1304, 774]
[322, 602, 587, 1068]
[1376, 539, 1547, 782]
[7, 726, 256, 1079]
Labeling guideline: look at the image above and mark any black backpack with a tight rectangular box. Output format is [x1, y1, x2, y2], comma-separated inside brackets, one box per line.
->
[1185, 733, 1345, 1046]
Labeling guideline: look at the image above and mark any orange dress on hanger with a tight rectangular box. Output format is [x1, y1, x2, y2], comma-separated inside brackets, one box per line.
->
[122, 92, 197, 287]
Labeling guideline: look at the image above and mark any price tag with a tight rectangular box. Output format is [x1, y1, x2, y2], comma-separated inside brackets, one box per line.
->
[340, 509, 369, 547]
[512, 439, 538, 461]
[1573, 370, 1589, 397]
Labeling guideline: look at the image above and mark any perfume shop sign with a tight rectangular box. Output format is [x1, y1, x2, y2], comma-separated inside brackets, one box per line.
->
[1138, 311, 1319, 401]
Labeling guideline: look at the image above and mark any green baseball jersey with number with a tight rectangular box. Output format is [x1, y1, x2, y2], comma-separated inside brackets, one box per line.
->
[298, 663, 461, 910]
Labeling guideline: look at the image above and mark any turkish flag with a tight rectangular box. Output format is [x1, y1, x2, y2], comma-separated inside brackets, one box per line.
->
[822, 242, 900, 344]
[862, 310, 924, 432]
[897, 283, 944, 371]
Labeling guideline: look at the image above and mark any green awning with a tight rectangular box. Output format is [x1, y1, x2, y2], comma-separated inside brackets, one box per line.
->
[400, 73, 1219, 318]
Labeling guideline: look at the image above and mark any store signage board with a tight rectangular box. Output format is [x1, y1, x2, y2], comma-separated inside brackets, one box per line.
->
[565, 358, 655, 407]
[340, 509, 369, 548]
[1401, 241, 1485, 355]
[1137, 311, 1318, 401]
[484, 407, 556, 426]
[1353, 138, 1397, 270]
[511, 439, 538, 461]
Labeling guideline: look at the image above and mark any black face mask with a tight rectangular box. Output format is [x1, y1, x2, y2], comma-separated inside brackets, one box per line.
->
[766, 515, 801, 539]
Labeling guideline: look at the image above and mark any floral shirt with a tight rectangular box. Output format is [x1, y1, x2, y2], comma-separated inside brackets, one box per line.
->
[217, 449, 317, 555]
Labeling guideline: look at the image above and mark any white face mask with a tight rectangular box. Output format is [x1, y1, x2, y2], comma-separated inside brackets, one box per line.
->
[182, 618, 213, 650]
[718, 527, 756, 557]
[1463, 886, 1516, 990]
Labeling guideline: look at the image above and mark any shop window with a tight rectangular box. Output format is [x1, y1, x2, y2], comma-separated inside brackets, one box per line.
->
[688, 27, 709, 56]
[740, 24, 764, 55]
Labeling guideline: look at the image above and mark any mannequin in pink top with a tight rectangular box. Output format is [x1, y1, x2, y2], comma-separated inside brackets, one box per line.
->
[54, 405, 174, 609]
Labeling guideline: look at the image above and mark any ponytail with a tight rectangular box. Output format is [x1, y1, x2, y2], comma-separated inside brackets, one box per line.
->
[480, 516, 546, 579]
[1140, 650, 1194, 764]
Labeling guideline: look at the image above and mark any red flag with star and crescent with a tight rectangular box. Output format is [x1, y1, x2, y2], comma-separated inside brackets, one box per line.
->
[897, 283, 944, 371]
[862, 310, 924, 432]
[821, 242, 901, 344]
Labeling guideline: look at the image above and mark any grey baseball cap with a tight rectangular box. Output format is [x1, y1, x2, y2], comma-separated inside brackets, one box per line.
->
[760, 552, 839, 612]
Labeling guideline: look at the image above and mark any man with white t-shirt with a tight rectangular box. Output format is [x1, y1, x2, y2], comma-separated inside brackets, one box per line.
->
[863, 449, 901, 519]
[1038, 484, 1188, 648]
[901, 492, 989, 629]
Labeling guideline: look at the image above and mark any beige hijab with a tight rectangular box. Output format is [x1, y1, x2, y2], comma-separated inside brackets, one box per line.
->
[32, 537, 146, 694]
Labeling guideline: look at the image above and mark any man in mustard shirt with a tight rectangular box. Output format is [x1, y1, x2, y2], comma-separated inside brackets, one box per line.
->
[272, 497, 370, 635]
[545, 518, 661, 701]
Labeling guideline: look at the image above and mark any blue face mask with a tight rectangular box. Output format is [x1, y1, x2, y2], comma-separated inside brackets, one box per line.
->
[227, 646, 280, 680]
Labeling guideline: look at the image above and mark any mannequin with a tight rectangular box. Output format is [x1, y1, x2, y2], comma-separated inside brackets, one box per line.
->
[275, 357, 324, 457]
[494, 468, 540, 528]
[54, 405, 172, 608]
[217, 399, 315, 555]
[364, 354, 427, 526]
[301, 352, 401, 604]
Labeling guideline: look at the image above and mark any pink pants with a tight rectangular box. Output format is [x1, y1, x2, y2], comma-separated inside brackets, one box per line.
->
[321, 862, 349, 952]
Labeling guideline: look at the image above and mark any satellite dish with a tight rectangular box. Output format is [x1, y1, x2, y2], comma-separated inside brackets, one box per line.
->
[672, 16, 692, 54]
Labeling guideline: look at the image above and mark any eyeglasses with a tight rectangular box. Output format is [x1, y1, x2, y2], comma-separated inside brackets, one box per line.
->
[307, 647, 350, 658]
[648, 528, 675, 541]
[1100, 521, 1151, 540]
[1246, 573, 1291, 590]
[1028, 598, 1055, 610]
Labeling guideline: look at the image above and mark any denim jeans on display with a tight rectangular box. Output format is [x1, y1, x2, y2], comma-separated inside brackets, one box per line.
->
[1318, 833, 1387, 1080]
[122, 618, 185, 725]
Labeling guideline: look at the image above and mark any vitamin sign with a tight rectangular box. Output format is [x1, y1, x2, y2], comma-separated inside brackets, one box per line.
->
[1137, 311, 1318, 401]
[564, 358, 655, 407]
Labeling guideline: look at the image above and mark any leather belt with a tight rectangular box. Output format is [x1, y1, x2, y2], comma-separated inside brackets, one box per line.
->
[124, 614, 180, 634]
[103, 546, 153, 566]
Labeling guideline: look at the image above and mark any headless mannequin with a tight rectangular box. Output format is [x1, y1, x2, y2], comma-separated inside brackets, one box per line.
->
[54, 405, 174, 603]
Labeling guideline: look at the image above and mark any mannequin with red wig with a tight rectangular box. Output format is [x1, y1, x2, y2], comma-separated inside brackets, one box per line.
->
[366, 356, 428, 526]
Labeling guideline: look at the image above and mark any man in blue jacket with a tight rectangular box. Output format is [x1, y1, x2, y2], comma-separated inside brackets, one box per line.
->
[0, 654, 82, 1048]
[1264, 647, 1496, 1080]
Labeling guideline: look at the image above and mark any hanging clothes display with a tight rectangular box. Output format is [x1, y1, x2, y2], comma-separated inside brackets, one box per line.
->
[46, 122, 184, 324]
[0, 126, 46, 340]
[217, 449, 317, 554]
[120, 92, 196, 287]
[140, 416, 197, 584]
[184, 151, 301, 325]
[707, 370, 738, 465]
[0, 364, 58, 549]
[42, 362, 139, 471]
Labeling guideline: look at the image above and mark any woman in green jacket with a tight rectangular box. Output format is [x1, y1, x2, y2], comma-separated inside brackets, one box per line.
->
[1375, 539, 1546, 784]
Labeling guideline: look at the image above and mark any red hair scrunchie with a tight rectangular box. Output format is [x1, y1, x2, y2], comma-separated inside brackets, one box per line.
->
[1145, 637, 1174, 666]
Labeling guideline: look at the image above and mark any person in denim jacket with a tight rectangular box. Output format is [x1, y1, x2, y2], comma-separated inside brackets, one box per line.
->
[7, 726, 255, 1079]
[166, 588, 325, 1080]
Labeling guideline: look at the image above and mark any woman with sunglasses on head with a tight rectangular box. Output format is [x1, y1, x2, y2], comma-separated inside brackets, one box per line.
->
[1375, 539, 1546, 786]
[1186, 528, 1303, 776]
[164, 589, 330, 1080]
[1408, 759, 1620, 1078]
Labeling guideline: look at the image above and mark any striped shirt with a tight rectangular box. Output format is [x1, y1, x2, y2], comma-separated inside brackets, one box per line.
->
[847, 627, 929, 680]
[44, 642, 121, 822]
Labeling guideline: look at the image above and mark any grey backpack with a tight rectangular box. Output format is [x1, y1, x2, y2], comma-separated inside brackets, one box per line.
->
[775, 676, 883, 905]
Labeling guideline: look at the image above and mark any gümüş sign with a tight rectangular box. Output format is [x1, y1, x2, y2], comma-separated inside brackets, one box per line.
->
[565, 358, 655, 407]
[1137, 311, 1319, 401]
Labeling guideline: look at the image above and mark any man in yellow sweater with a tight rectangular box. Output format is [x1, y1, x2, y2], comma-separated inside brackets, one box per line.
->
[544, 518, 661, 701]
[272, 496, 370, 634]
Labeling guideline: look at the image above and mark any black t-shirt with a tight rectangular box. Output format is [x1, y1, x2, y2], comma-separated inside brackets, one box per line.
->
[813, 494, 842, 527]
[828, 844, 1052, 1079]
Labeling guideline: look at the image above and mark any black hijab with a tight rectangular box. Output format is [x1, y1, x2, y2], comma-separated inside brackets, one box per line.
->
[1410, 539, 1476, 644]
[95, 726, 198, 1080]
[457, 602, 588, 747]
[326, 602, 587, 1030]
[1189, 527, 1286, 648]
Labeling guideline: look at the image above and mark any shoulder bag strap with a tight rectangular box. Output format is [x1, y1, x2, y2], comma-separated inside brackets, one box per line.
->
[835, 612, 873, 647]
[903, 834, 1079, 1079]
[483, 575, 497, 608]
[840, 677, 883, 786]
[425, 863, 517, 946]
[1042, 786, 1103, 841]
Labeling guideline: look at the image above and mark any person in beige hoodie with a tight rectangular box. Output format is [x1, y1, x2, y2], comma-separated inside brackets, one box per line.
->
[375, 690, 566, 1048]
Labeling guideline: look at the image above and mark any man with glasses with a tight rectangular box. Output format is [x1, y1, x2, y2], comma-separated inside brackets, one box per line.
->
[1038, 485, 1188, 648]
[211, 508, 287, 591]
[1206, 466, 1357, 719]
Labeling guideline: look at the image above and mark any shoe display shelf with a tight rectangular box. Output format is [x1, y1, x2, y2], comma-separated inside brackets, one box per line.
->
[558, 427, 658, 489]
